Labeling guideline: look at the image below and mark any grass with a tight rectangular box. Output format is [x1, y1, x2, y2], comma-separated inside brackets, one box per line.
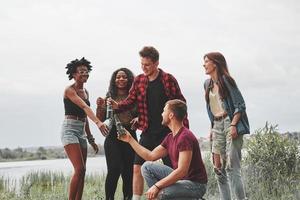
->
[1, 140, 299, 199]
[1, 161, 299, 200]
[1, 165, 299, 200]
[1, 171, 114, 200]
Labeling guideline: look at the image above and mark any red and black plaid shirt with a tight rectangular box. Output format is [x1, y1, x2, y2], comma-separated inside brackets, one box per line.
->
[118, 69, 189, 132]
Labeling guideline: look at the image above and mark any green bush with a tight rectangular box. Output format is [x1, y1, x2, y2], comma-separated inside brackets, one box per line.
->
[244, 123, 300, 200]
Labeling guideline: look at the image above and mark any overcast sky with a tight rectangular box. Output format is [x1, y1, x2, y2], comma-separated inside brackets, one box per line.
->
[0, 0, 299, 148]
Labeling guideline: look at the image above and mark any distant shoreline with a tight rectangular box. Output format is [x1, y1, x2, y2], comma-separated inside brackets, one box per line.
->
[0, 145, 105, 162]
[0, 154, 102, 163]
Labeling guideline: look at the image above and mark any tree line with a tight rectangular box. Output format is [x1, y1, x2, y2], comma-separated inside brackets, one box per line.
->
[0, 144, 105, 162]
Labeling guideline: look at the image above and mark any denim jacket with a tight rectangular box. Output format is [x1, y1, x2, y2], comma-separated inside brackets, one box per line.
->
[204, 77, 250, 134]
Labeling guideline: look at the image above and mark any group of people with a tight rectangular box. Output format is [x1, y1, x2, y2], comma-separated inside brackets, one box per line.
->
[61, 46, 250, 200]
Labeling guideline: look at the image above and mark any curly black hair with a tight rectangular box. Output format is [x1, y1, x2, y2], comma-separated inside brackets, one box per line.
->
[65, 57, 93, 80]
[107, 68, 135, 98]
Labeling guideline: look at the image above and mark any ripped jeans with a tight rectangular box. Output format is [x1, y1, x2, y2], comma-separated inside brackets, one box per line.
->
[141, 161, 207, 200]
[211, 116, 246, 200]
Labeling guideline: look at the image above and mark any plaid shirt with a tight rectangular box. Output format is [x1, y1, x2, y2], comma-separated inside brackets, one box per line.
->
[118, 68, 189, 132]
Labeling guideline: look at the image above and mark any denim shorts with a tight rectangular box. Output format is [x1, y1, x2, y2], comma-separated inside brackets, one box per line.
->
[61, 119, 87, 148]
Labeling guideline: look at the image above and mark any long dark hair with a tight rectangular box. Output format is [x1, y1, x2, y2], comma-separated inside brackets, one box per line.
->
[107, 68, 135, 98]
[204, 52, 237, 103]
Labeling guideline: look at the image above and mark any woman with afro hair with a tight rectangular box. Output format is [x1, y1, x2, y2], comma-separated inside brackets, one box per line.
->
[61, 57, 109, 200]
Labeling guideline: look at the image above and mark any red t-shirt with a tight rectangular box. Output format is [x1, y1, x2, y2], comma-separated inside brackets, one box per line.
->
[161, 127, 208, 183]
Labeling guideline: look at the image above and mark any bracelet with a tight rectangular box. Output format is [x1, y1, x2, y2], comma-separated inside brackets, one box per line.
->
[87, 135, 95, 144]
[154, 184, 161, 190]
[230, 124, 237, 127]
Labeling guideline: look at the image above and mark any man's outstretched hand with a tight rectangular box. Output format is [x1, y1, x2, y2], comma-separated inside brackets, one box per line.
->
[117, 129, 132, 143]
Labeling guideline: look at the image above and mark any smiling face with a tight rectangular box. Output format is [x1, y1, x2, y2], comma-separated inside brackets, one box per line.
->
[141, 57, 158, 77]
[73, 65, 89, 83]
[203, 56, 217, 75]
[115, 70, 128, 90]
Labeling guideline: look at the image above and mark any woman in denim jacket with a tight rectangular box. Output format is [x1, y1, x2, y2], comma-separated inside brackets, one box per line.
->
[203, 52, 249, 200]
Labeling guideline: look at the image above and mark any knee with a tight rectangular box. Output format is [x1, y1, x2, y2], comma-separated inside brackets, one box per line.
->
[156, 190, 165, 200]
[108, 166, 121, 173]
[212, 154, 226, 178]
[74, 166, 86, 177]
[141, 161, 152, 177]
[213, 153, 222, 172]
[107, 166, 121, 178]
[226, 154, 242, 170]
[156, 188, 171, 200]
[226, 167, 242, 178]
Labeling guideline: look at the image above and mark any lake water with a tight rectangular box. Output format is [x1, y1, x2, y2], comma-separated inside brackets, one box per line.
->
[0, 156, 107, 181]
[0, 151, 210, 183]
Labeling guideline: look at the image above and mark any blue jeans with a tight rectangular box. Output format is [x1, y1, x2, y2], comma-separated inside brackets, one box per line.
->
[141, 161, 206, 200]
[212, 116, 246, 200]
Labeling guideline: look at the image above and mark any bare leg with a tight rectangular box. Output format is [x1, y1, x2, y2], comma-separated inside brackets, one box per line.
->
[76, 147, 87, 200]
[213, 153, 222, 170]
[64, 144, 86, 200]
[133, 164, 144, 196]
[213, 153, 231, 200]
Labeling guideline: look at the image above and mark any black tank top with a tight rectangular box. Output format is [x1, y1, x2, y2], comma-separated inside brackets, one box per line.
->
[64, 97, 90, 118]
